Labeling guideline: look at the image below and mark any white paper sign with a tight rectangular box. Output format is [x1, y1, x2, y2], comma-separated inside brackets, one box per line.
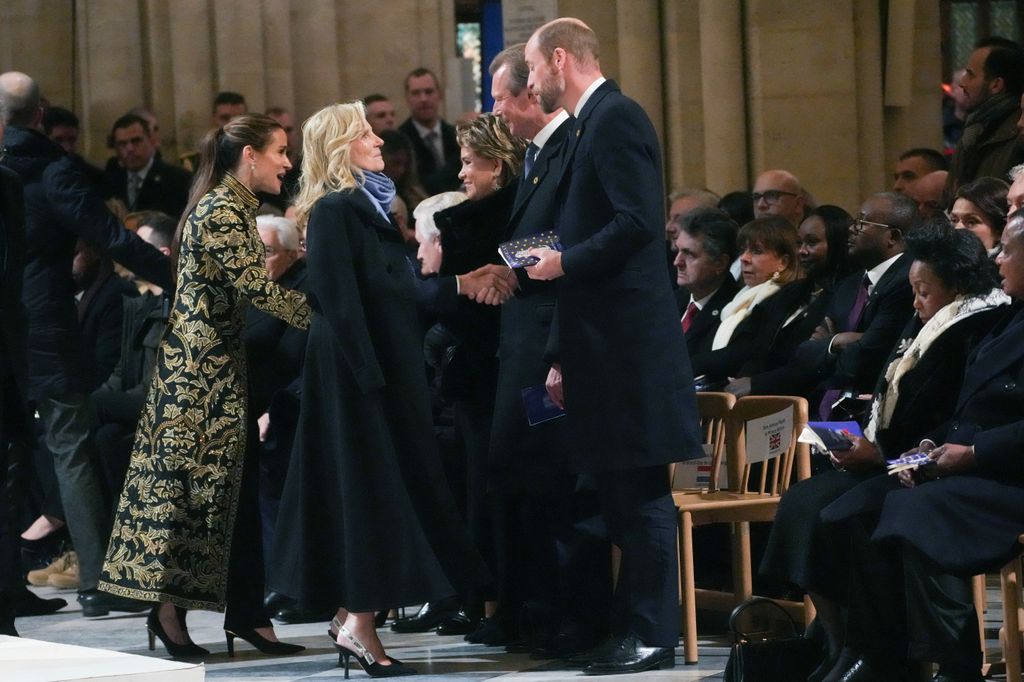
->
[744, 407, 793, 465]
[672, 443, 728, 490]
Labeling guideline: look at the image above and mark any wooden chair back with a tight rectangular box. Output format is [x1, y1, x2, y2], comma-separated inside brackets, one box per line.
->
[725, 395, 809, 496]
[670, 392, 736, 492]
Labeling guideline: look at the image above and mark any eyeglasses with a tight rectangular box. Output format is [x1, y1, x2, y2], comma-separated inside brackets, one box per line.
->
[751, 189, 798, 205]
[852, 217, 900, 235]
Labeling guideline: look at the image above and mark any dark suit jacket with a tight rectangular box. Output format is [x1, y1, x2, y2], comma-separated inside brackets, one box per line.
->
[77, 262, 138, 391]
[0, 166, 26, 396]
[677, 276, 740, 368]
[868, 303, 1024, 574]
[103, 155, 193, 219]
[800, 254, 914, 393]
[547, 80, 702, 473]
[489, 116, 571, 491]
[398, 118, 462, 195]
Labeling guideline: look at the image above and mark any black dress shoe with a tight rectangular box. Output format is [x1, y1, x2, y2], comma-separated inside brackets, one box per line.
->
[273, 604, 334, 624]
[581, 635, 674, 676]
[465, 616, 515, 645]
[436, 611, 476, 636]
[263, 591, 292, 614]
[77, 589, 150, 617]
[14, 588, 67, 617]
[390, 599, 458, 633]
[566, 636, 619, 666]
[837, 657, 905, 682]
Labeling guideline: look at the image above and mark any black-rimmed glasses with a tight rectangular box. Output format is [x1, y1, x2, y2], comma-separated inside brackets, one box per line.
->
[751, 189, 798, 205]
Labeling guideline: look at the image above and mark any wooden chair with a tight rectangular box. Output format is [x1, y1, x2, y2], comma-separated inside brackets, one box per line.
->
[669, 392, 735, 493]
[971, 534, 1023, 681]
[673, 395, 811, 664]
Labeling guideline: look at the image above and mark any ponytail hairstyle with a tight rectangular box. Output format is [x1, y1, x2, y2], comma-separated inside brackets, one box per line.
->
[292, 101, 369, 230]
[172, 113, 283, 270]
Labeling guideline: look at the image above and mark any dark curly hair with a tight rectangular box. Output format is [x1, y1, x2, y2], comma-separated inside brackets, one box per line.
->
[904, 221, 1000, 296]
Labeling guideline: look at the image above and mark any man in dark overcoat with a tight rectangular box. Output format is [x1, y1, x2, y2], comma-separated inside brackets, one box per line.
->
[524, 19, 703, 675]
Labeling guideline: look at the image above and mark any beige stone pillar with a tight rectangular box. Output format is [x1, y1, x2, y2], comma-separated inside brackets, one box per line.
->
[290, 0, 341, 122]
[262, 0, 295, 114]
[853, 0, 886, 201]
[167, 0, 215, 158]
[744, 0, 861, 208]
[614, 1, 664, 148]
[141, 0, 178, 153]
[75, 0, 145, 162]
[661, 0, 706, 193]
[213, 1, 268, 112]
[0, 1, 74, 110]
[699, 0, 748, 196]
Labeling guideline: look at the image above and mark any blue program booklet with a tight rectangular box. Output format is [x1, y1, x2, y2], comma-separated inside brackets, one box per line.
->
[803, 421, 863, 452]
[498, 231, 562, 268]
[521, 384, 565, 426]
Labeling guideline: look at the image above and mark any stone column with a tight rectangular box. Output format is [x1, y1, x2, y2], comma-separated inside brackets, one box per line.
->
[167, 0, 215, 158]
[661, 0, 706, 193]
[0, 0, 74, 111]
[290, 0, 341, 123]
[699, 0, 748, 196]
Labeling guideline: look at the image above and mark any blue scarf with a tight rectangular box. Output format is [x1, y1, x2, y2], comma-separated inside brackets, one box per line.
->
[359, 171, 397, 222]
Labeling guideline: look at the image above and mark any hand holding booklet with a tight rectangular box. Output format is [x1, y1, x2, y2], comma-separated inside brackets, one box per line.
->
[799, 421, 863, 453]
[885, 451, 936, 475]
[498, 231, 562, 268]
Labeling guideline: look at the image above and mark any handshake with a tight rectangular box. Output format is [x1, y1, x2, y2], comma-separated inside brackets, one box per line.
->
[457, 264, 519, 305]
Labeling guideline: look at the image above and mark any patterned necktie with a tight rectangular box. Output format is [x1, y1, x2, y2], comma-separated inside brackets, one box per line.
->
[524, 143, 539, 178]
[127, 172, 142, 208]
[681, 301, 698, 334]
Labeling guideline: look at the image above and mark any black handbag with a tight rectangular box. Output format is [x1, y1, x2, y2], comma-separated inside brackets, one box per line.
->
[723, 597, 821, 682]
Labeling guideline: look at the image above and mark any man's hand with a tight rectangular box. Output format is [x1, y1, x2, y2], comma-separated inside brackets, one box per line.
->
[525, 247, 564, 281]
[830, 436, 883, 473]
[458, 264, 516, 305]
[257, 412, 271, 442]
[811, 317, 836, 342]
[725, 377, 752, 398]
[829, 331, 864, 353]
[545, 363, 564, 409]
[927, 443, 975, 476]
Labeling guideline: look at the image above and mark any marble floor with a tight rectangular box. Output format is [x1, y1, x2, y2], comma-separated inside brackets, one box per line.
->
[11, 586, 732, 681]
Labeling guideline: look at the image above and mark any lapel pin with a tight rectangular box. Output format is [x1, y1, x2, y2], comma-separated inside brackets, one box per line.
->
[533, 177, 539, 184]
[712, 309, 719, 317]
[576, 129, 581, 137]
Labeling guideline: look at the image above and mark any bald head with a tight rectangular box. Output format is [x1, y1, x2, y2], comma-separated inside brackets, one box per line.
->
[905, 170, 948, 220]
[752, 169, 805, 225]
[0, 71, 41, 128]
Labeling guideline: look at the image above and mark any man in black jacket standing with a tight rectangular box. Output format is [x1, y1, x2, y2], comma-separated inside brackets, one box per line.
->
[0, 71, 172, 618]
[525, 19, 703, 675]
[102, 113, 192, 219]
[398, 68, 462, 194]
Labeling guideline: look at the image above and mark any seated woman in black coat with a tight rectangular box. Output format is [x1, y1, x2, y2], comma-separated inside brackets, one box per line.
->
[758, 224, 1009, 682]
[948, 175, 1009, 257]
[725, 205, 854, 397]
[690, 215, 800, 383]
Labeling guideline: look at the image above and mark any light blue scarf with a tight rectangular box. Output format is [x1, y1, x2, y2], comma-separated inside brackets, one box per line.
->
[359, 171, 397, 222]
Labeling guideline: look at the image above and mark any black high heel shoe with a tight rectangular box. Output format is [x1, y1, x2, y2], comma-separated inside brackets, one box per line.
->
[334, 624, 416, 678]
[147, 605, 210, 658]
[225, 627, 305, 656]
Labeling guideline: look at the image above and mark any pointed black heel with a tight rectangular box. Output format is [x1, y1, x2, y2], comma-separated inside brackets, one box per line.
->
[146, 605, 209, 658]
[333, 624, 416, 678]
[224, 627, 305, 656]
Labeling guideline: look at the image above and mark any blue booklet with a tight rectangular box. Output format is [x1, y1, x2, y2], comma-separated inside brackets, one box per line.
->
[498, 231, 562, 268]
[521, 384, 566, 426]
[802, 421, 863, 452]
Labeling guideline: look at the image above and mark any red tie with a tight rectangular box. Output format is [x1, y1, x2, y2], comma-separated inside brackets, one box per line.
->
[681, 301, 698, 333]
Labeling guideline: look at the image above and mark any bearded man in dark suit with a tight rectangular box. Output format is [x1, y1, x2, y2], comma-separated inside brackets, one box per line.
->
[524, 18, 703, 675]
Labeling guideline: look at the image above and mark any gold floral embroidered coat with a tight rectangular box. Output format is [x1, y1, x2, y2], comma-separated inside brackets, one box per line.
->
[99, 174, 310, 610]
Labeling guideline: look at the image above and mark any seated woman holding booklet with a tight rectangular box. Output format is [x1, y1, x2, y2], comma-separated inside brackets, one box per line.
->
[758, 223, 1008, 682]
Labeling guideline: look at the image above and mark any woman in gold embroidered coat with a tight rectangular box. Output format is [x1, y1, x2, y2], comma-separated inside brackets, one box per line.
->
[99, 115, 310, 658]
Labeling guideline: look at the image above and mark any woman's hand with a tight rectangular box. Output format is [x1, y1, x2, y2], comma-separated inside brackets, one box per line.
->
[258, 412, 271, 442]
[830, 436, 883, 473]
[725, 377, 751, 398]
[459, 264, 516, 305]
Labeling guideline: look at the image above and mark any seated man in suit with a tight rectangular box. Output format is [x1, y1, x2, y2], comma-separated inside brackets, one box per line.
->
[88, 211, 173, 504]
[399, 68, 462, 194]
[673, 208, 739, 366]
[824, 213, 1024, 682]
[102, 113, 191, 219]
[799, 191, 918, 419]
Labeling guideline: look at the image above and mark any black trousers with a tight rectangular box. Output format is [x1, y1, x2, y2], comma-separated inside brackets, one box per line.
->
[0, 369, 22, 629]
[846, 514, 980, 674]
[223, 419, 271, 630]
[595, 465, 679, 648]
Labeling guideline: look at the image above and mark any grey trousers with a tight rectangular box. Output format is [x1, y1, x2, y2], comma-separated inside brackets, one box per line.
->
[36, 394, 109, 592]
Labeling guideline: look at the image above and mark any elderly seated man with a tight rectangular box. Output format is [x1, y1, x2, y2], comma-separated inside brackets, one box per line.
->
[822, 212, 1024, 682]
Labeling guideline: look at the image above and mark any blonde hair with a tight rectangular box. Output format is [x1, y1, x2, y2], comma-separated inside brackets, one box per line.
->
[292, 101, 370, 228]
[455, 114, 527, 188]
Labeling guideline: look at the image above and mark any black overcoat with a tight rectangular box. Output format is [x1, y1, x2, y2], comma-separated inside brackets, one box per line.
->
[547, 80, 702, 473]
[489, 118, 571, 490]
[270, 189, 489, 611]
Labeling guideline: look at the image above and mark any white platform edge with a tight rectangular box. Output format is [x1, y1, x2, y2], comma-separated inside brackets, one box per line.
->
[0, 635, 204, 682]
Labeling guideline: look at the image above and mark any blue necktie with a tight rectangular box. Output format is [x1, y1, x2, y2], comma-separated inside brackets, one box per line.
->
[524, 143, 539, 178]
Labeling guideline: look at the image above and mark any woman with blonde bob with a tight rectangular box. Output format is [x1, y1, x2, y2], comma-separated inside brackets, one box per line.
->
[269, 102, 489, 678]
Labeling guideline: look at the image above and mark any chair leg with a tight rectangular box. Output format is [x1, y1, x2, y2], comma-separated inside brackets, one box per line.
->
[680, 511, 698, 665]
[1003, 556, 1022, 682]
[732, 521, 753, 602]
[973, 574, 987, 674]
